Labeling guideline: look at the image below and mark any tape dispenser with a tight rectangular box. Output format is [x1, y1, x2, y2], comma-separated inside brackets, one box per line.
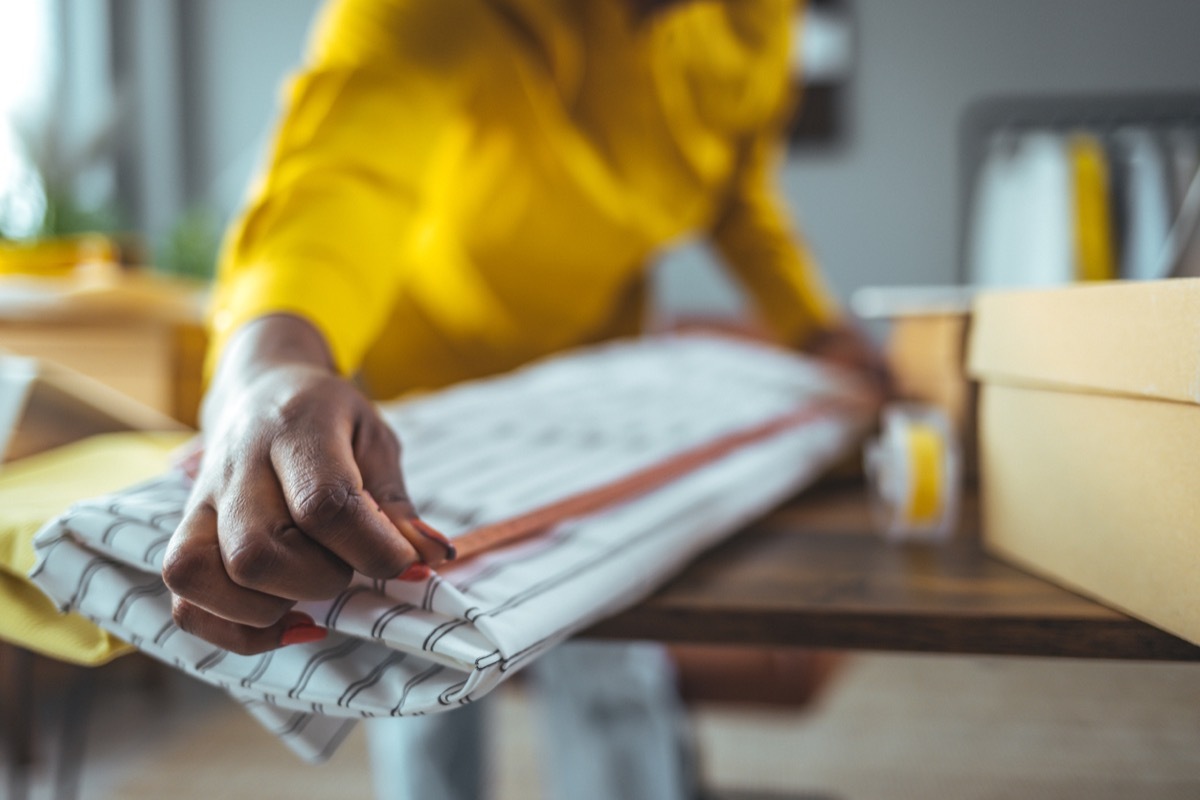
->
[864, 403, 960, 542]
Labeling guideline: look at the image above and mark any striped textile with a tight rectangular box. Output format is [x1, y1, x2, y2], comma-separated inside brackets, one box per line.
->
[30, 335, 872, 760]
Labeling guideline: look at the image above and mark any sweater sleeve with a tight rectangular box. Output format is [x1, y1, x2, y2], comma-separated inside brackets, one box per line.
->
[207, 0, 485, 378]
[710, 134, 843, 348]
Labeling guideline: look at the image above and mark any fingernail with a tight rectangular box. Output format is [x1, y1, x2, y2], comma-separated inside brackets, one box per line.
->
[280, 613, 327, 647]
[408, 518, 457, 561]
[396, 562, 431, 582]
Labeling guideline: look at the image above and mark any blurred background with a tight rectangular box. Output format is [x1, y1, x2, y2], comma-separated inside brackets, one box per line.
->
[6, 0, 1200, 301]
[2, 1, 1200, 799]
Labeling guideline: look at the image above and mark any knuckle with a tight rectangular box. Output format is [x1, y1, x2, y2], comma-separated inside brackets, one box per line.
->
[223, 538, 278, 589]
[161, 538, 209, 597]
[293, 480, 358, 532]
[170, 597, 201, 633]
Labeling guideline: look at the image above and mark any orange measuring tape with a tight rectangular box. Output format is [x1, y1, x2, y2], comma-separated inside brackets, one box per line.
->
[448, 392, 876, 562]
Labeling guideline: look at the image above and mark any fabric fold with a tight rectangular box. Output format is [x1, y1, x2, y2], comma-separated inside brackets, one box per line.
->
[30, 335, 872, 761]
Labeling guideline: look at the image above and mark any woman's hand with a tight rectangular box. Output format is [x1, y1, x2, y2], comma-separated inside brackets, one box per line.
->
[804, 321, 892, 398]
[162, 315, 453, 655]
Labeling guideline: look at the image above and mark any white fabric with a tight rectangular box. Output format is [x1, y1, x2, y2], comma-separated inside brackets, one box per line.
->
[1116, 127, 1172, 281]
[29, 334, 871, 761]
[1165, 128, 1200, 279]
[968, 130, 1074, 288]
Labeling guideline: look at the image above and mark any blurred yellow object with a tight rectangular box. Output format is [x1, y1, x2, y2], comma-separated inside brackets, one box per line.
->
[0, 234, 119, 278]
[1069, 134, 1117, 282]
[0, 431, 190, 665]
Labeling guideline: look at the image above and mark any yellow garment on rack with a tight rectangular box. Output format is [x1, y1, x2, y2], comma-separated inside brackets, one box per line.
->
[1070, 134, 1117, 282]
[209, 0, 839, 397]
[0, 432, 189, 665]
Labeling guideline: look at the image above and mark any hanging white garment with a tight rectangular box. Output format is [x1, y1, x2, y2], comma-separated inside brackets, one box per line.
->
[28, 334, 873, 762]
[968, 132, 1024, 287]
[1116, 127, 1172, 280]
[1162, 128, 1200, 278]
[1167, 127, 1200, 215]
[968, 130, 1074, 287]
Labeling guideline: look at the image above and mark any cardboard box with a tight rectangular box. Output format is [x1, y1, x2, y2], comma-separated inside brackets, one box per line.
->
[1, 353, 186, 462]
[968, 279, 1200, 646]
[852, 286, 978, 477]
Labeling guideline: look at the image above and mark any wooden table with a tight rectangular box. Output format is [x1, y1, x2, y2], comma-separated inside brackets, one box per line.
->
[587, 481, 1200, 661]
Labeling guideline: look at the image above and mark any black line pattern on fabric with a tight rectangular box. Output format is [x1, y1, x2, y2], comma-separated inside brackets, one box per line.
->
[27, 531, 69, 580]
[422, 575, 441, 611]
[152, 620, 177, 645]
[195, 649, 228, 673]
[324, 585, 375, 628]
[448, 521, 582, 595]
[278, 711, 312, 738]
[242, 651, 274, 688]
[100, 519, 144, 546]
[389, 663, 444, 715]
[149, 509, 183, 531]
[422, 619, 467, 652]
[437, 679, 468, 705]
[338, 651, 408, 707]
[413, 497, 481, 529]
[142, 535, 171, 565]
[68, 555, 124, 610]
[112, 581, 168, 623]
[477, 494, 724, 623]
[287, 639, 364, 700]
[474, 650, 502, 669]
[450, 562, 507, 594]
[370, 602, 416, 641]
[25, 338, 855, 761]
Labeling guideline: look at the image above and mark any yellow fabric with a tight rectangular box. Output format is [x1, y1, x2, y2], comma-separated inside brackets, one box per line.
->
[209, 0, 840, 398]
[1070, 134, 1117, 282]
[0, 432, 190, 665]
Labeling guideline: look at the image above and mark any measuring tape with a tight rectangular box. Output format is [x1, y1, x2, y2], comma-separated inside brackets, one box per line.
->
[451, 394, 875, 562]
[864, 403, 960, 542]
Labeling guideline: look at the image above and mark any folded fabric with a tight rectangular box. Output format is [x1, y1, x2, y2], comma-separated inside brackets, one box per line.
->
[0, 431, 190, 664]
[30, 334, 873, 761]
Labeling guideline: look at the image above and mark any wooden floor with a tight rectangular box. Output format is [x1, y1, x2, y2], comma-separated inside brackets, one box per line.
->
[7, 651, 1200, 800]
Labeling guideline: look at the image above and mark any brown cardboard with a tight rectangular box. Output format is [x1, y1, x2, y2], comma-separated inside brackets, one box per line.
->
[886, 312, 977, 477]
[969, 280, 1200, 646]
[970, 278, 1200, 402]
[1, 354, 186, 462]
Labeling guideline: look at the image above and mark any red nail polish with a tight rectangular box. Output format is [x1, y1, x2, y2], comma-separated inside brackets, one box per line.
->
[281, 623, 327, 647]
[411, 519, 457, 560]
[397, 562, 431, 582]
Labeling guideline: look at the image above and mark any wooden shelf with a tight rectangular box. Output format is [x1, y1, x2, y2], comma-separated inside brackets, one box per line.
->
[586, 482, 1200, 661]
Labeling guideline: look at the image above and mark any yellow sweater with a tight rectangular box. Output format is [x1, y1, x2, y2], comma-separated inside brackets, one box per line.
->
[210, 0, 839, 398]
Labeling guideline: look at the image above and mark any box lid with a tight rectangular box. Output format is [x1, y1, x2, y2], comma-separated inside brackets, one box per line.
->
[1, 352, 187, 462]
[968, 279, 1200, 404]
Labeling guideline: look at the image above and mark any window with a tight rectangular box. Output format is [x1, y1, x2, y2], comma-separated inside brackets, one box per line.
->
[0, 0, 54, 238]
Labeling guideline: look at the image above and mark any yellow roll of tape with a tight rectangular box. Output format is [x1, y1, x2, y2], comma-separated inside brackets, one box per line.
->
[865, 404, 959, 542]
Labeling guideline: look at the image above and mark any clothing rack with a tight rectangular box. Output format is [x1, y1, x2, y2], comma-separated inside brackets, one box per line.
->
[956, 92, 1200, 283]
